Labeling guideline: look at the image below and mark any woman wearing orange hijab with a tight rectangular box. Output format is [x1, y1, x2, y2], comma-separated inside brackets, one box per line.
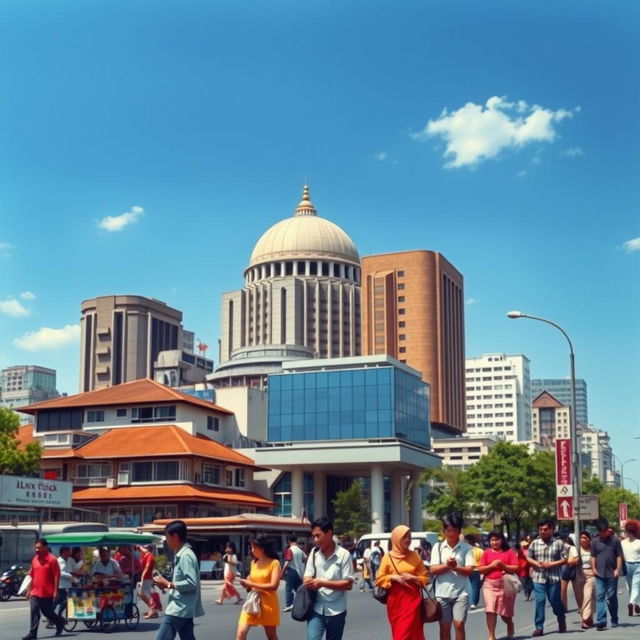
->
[375, 525, 429, 640]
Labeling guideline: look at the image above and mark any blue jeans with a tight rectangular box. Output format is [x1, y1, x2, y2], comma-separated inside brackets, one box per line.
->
[153, 614, 196, 640]
[533, 581, 565, 630]
[469, 571, 481, 607]
[625, 562, 640, 606]
[285, 567, 302, 607]
[595, 576, 619, 626]
[307, 611, 347, 640]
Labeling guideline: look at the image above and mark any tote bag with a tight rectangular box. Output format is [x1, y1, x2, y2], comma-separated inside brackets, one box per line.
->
[291, 548, 318, 622]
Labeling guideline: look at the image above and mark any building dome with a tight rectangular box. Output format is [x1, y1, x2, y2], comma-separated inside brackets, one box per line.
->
[248, 185, 360, 268]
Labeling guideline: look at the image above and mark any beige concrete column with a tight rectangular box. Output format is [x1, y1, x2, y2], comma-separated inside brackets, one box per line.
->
[291, 468, 304, 519]
[371, 464, 385, 533]
[390, 470, 404, 528]
[410, 471, 423, 532]
[313, 471, 326, 520]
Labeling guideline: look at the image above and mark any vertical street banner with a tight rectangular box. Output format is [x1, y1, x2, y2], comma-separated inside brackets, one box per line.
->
[619, 502, 628, 527]
[555, 438, 574, 520]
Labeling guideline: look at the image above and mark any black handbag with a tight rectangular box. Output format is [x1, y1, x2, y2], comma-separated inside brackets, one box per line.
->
[372, 554, 400, 604]
[291, 548, 318, 621]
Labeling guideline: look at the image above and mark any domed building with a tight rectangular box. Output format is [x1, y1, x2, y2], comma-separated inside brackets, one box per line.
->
[211, 186, 362, 388]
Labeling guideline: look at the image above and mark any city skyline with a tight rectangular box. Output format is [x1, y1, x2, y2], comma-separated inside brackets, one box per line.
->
[0, 2, 638, 473]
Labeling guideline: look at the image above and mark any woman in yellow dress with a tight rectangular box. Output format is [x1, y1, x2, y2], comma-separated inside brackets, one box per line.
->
[237, 536, 282, 640]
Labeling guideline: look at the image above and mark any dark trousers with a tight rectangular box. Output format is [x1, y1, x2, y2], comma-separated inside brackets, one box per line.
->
[521, 575, 534, 599]
[284, 567, 302, 607]
[307, 611, 347, 640]
[469, 571, 482, 606]
[54, 588, 68, 617]
[29, 596, 66, 637]
[533, 582, 565, 631]
[153, 614, 195, 640]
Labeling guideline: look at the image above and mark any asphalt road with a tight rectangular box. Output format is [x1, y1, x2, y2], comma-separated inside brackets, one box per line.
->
[1, 580, 638, 640]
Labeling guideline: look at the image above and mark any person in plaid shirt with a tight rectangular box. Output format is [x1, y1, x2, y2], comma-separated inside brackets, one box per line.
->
[526, 518, 567, 637]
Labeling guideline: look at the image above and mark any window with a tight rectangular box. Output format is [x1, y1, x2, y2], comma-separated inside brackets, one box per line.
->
[234, 468, 246, 487]
[398, 296, 405, 302]
[203, 464, 221, 485]
[207, 416, 220, 431]
[131, 405, 176, 423]
[399, 334, 406, 340]
[116, 408, 127, 417]
[87, 410, 105, 423]
[399, 347, 406, 353]
[398, 308, 406, 315]
[398, 321, 405, 328]
[397, 270, 405, 277]
[132, 460, 180, 482]
[397, 283, 405, 290]
[76, 463, 110, 478]
[225, 469, 233, 487]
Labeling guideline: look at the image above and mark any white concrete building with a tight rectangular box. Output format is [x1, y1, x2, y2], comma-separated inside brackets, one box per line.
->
[430, 436, 497, 470]
[579, 424, 614, 485]
[1, 364, 60, 424]
[531, 391, 571, 448]
[465, 353, 532, 442]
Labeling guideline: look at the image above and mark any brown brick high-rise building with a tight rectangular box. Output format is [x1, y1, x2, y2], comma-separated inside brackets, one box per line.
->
[361, 250, 466, 435]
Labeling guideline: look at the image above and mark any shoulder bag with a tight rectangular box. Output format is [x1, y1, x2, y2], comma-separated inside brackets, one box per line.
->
[291, 548, 318, 621]
[421, 583, 442, 623]
[241, 588, 261, 616]
[503, 572, 522, 595]
[373, 554, 400, 604]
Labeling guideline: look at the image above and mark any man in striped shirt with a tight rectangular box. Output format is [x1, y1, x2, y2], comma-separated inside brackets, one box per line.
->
[527, 518, 567, 637]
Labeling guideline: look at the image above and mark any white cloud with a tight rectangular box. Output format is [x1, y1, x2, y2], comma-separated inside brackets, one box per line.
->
[412, 96, 577, 168]
[13, 324, 80, 351]
[0, 299, 30, 317]
[622, 237, 640, 254]
[373, 151, 388, 161]
[20, 291, 36, 300]
[465, 298, 477, 305]
[98, 205, 144, 232]
[564, 147, 584, 157]
[515, 170, 528, 178]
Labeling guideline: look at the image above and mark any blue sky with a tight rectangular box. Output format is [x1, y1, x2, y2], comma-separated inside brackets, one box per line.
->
[1, 1, 638, 478]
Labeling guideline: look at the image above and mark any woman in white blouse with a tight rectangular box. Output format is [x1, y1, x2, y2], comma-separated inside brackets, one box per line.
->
[573, 531, 595, 628]
[622, 519, 640, 617]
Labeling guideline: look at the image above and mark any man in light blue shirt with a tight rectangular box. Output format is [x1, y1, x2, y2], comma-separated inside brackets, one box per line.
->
[153, 520, 204, 640]
[304, 517, 354, 640]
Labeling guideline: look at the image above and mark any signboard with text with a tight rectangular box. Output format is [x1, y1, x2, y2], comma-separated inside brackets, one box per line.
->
[555, 438, 573, 498]
[557, 496, 574, 520]
[577, 494, 599, 520]
[619, 502, 628, 526]
[0, 475, 72, 508]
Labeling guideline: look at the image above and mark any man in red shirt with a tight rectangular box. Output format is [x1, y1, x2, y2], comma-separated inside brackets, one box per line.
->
[23, 538, 66, 639]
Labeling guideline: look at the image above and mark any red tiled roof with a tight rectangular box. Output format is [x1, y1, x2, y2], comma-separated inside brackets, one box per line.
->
[72, 484, 274, 507]
[532, 390, 565, 409]
[18, 378, 232, 415]
[76, 425, 258, 467]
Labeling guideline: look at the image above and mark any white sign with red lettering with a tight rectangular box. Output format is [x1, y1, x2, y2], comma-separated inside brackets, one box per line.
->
[555, 438, 573, 497]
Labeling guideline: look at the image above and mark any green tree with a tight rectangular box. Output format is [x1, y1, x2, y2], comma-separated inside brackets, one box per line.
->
[597, 487, 640, 528]
[332, 479, 371, 538]
[582, 474, 605, 495]
[464, 442, 555, 538]
[421, 466, 470, 519]
[0, 407, 41, 475]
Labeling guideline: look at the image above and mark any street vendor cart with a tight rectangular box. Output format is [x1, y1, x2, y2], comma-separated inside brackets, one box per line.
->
[45, 531, 160, 633]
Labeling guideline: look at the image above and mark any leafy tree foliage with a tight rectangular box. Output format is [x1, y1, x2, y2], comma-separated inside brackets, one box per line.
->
[421, 466, 470, 519]
[582, 474, 605, 495]
[0, 407, 42, 475]
[332, 479, 371, 538]
[597, 487, 640, 528]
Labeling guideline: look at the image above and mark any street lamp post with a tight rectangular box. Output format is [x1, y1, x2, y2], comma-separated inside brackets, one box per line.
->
[612, 454, 638, 490]
[624, 477, 640, 502]
[507, 310, 581, 536]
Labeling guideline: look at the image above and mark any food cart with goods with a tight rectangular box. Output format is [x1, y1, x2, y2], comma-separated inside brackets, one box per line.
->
[45, 531, 160, 633]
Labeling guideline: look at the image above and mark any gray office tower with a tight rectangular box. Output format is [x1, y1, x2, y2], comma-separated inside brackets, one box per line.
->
[531, 378, 588, 425]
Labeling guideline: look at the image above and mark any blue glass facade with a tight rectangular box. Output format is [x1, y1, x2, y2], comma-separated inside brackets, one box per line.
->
[267, 366, 430, 446]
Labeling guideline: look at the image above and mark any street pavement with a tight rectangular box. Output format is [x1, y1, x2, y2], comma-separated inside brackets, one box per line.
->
[1, 580, 638, 640]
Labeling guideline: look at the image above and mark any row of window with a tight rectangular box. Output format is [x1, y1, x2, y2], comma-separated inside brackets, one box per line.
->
[467, 421, 514, 428]
[466, 366, 513, 372]
[467, 403, 513, 409]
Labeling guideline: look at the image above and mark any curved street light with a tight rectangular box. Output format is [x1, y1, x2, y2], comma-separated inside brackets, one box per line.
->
[612, 454, 638, 490]
[624, 477, 640, 502]
[507, 310, 580, 535]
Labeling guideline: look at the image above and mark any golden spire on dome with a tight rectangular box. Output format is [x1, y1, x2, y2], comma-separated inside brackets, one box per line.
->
[294, 183, 317, 216]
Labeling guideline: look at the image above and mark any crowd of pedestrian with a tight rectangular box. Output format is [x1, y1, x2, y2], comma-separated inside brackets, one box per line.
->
[14, 514, 640, 640]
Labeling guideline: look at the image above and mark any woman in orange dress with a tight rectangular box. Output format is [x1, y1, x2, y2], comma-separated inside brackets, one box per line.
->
[236, 536, 281, 640]
[375, 525, 429, 640]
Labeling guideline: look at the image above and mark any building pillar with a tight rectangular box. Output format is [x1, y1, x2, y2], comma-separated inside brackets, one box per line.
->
[390, 471, 403, 528]
[410, 471, 423, 532]
[291, 468, 304, 519]
[313, 471, 326, 520]
[371, 464, 385, 533]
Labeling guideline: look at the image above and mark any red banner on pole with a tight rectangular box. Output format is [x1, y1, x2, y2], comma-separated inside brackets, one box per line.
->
[555, 438, 573, 497]
[619, 503, 628, 523]
[557, 496, 574, 520]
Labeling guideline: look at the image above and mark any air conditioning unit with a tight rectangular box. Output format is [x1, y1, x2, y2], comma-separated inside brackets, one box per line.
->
[105, 477, 117, 489]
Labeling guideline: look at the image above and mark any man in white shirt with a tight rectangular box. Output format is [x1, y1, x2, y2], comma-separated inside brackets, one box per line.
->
[92, 547, 125, 579]
[429, 513, 474, 640]
[282, 534, 307, 612]
[52, 546, 83, 620]
[304, 517, 354, 640]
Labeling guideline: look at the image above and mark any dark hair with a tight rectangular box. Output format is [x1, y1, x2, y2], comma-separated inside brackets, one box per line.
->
[537, 518, 555, 530]
[311, 517, 333, 533]
[442, 513, 464, 531]
[225, 541, 237, 554]
[624, 519, 640, 538]
[251, 535, 279, 560]
[464, 533, 476, 545]
[595, 518, 609, 532]
[579, 530, 592, 540]
[59, 546, 71, 553]
[36, 538, 48, 547]
[488, 530, 510, 551]
[165, 519, 188, 541]
[560, 534, 575, 546]
[72, 547, 82, 555]
[287, 534, 298, 543]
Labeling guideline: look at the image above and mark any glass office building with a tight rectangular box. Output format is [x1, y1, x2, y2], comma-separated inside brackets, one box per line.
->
[267, 364, 430, 446]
